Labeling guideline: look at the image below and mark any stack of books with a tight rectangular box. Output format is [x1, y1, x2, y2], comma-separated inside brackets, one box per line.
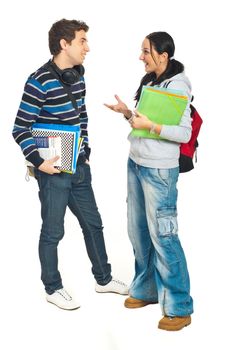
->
[26, 123, 82, 174]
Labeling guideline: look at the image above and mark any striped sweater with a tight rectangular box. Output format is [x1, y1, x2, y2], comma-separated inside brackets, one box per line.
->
[12, 63, 89, 168]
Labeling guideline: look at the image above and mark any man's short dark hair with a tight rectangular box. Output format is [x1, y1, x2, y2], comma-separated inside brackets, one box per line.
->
[49, 18, 89, 56]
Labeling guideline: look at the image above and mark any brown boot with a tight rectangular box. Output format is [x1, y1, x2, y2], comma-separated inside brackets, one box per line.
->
[124, 297, 158, 308]
[158, 315, 191, 331]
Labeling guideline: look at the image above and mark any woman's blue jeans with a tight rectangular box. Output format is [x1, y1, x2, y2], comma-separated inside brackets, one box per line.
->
[127, 158, 193, 317]
[35, 163, 112, 294]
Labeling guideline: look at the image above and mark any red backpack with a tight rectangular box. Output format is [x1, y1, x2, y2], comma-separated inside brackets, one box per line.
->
[163, 81, 203, 173]
[179, 104, 203, 173]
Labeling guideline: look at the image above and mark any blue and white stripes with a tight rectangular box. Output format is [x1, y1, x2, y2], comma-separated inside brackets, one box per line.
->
[12, 65, 88, 167]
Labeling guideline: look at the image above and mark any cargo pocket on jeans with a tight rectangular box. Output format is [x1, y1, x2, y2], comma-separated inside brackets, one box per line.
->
[156, 208, 179, 265]
[156, 207, 178, 237]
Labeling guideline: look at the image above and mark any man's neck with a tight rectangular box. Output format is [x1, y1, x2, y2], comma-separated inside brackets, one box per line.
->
[53, 55, 73, 70]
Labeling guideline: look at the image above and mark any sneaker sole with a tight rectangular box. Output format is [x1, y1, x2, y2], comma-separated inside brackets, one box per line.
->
[95, 287, 129, 295]
[47, 300, 81, 310]
[95, 290, 128, 295]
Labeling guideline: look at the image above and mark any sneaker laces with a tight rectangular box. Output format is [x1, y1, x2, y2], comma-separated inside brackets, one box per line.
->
[57, 289, 72, 301]
[112, 279, 127, 287]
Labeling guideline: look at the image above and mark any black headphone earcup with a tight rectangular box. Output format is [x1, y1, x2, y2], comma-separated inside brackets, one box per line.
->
[61, 69, 80, 85]
[45, 60, 84, 85]
[74, 65, 85, 76]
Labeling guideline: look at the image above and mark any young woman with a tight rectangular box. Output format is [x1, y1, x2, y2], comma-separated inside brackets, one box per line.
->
[105, 31, 193, 331]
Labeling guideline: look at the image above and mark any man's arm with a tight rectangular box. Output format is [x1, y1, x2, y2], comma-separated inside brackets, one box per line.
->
[12, 77, 46, 167]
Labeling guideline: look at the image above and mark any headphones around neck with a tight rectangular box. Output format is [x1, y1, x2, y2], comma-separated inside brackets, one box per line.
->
[45, 60, 85, 85]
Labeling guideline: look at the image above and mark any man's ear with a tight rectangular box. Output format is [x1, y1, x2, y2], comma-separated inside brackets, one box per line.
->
[60, 38, 68, 50]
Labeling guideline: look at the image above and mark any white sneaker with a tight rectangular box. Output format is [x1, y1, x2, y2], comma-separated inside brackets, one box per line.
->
[46, 288, 80, 310]
[95, 278, 129, 295]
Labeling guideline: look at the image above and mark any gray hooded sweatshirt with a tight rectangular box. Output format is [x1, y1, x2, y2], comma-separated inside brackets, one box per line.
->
[128, 72, 192, 169]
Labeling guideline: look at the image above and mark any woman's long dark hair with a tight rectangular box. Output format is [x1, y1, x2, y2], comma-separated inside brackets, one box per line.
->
[135, 32, 184, 102]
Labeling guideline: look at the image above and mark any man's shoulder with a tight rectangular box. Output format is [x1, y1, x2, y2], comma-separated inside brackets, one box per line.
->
[28, 62, 55, 85]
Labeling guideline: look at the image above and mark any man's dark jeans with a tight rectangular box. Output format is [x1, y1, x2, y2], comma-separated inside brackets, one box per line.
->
[35, 163, 112, 294]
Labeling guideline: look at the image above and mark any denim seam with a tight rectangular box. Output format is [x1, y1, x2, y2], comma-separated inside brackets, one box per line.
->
[69, 191, 109, 280]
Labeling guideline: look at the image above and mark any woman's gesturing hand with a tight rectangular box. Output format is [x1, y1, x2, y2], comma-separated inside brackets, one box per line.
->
[104, 95, 129, 115]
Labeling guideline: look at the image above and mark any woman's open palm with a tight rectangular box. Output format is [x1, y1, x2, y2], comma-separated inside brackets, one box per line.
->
[104, 94, 128, 114]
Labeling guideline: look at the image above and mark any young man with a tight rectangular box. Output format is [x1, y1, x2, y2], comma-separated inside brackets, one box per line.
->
[12, 19, 128, 310]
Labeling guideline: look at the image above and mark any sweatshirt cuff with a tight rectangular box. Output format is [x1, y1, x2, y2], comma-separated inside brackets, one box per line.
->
[26, 151, 44, 168]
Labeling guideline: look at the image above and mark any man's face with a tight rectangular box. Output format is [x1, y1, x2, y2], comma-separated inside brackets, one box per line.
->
[66, 30, 90, 66]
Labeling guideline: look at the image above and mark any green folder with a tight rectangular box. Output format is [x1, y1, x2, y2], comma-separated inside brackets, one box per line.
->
[131, 86, 189, 139]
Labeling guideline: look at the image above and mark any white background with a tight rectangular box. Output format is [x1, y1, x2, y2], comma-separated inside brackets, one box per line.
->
[1, 0, 233, 349]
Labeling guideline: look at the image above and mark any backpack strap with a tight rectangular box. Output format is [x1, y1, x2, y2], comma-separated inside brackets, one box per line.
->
[163, 80, 171, 88]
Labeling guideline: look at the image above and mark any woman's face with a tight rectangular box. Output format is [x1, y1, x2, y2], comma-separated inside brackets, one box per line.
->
[139, 38, 166, 75]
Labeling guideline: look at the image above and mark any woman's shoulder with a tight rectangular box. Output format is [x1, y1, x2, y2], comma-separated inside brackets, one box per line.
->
[164, 72, 191, 91]
[163, 72, 192, 98]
